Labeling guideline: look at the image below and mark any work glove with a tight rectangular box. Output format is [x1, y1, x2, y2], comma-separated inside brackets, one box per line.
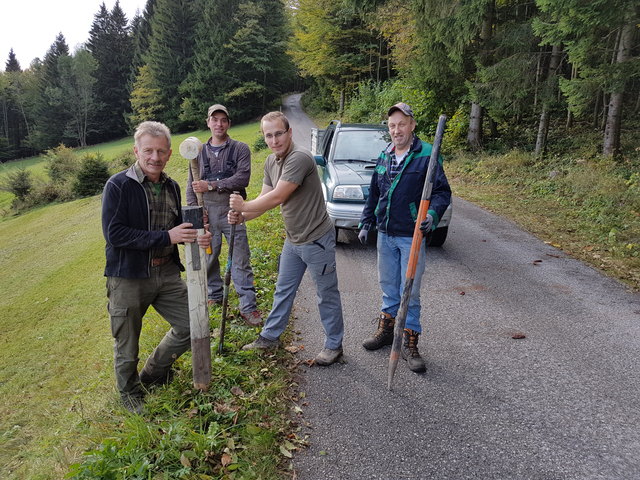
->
[419, 214, 434, 237]
[358, 228, 369, 245]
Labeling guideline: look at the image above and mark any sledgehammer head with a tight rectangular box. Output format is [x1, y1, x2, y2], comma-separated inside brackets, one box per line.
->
[179, 136, 203, 160]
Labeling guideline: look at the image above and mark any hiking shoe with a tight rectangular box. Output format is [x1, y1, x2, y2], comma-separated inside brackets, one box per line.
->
[240, 310, 263, 327]
[242, 335, 279, 351]
[121, 394, 144, 415]
[401, 328, 426, 373]
[315, 347, 343, 366]
[362, 313, 395, 350]
[208, 299, 222, 307]
[140, 368, 174, 388]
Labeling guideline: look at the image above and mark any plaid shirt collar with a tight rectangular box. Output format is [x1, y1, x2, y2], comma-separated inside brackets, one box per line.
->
[133, 161, 168, 184]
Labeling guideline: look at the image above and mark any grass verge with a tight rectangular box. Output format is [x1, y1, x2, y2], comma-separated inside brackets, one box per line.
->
[445, 149, 639, 290]
[0, 123, 306, 479]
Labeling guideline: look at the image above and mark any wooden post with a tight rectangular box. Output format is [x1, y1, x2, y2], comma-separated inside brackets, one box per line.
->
[182, 205, 211, 390]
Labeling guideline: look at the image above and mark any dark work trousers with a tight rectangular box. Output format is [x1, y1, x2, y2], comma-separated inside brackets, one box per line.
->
[106, 262, 191, 398]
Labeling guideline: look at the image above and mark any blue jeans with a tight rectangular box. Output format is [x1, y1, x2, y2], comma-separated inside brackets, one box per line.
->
[261, 229, 344, 350]
[377, 232, 427, 333]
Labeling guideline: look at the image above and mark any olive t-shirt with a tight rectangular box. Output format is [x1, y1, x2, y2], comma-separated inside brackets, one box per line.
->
[263, 143, 333, 245]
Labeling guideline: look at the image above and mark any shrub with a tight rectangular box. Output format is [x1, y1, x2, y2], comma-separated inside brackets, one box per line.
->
[2, 168, 32, 201]
[253, 135, 267, 152]
[31, 182, 75, 205]
[110, 150, 136, 170]
[73, 153, 110, 197]
[45, 144, 80, 184]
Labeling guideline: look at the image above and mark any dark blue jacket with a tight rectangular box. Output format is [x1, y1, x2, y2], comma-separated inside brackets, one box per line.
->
[102, 164, 184, 278]
[360, 135, 451, 237]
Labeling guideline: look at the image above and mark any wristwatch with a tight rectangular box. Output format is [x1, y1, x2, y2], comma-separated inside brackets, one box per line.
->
[207, 181, 214, 191]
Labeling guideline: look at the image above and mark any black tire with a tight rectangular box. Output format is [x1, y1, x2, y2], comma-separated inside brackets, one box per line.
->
[428, 226, 448, 247]
[335, 226, 340, 243]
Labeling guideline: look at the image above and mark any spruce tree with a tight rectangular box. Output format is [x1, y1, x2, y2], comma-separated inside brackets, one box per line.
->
[5, 49, 21, 72]
[87, 1, 134, 142]
[29, 34, 73, 150]
[1, 50, 28, 160]
[178, 0, 239, 128]
[130, 0, 157, 83]
[145, 0, 197, 129]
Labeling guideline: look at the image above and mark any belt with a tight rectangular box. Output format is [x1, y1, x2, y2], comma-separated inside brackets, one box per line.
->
[151, 255, 173, 267]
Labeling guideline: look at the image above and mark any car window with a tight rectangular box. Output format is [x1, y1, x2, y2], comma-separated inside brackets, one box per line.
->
[333, 130, 389, 162]
[322, 128, 335, 157]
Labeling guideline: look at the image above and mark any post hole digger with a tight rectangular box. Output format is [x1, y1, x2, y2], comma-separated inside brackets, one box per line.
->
[387, 114, 448, 391]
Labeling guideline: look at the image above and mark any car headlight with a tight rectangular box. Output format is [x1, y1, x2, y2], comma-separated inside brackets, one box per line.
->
[333, 185, 364, 200]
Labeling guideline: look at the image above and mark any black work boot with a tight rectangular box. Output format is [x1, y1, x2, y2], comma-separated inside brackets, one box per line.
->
[362, 313, 395, 350]
[401, 328, 426, 373]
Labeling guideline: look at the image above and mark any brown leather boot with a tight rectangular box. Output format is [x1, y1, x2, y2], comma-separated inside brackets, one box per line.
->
[401, 328, 426, 373]
[362, 313, 395, 350]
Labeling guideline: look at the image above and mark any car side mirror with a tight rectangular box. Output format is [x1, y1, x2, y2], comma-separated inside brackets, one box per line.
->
[314, 155, 326, 167]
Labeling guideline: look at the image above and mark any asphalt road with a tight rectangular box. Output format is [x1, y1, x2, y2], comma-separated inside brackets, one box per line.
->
[281, 94, 640, 480]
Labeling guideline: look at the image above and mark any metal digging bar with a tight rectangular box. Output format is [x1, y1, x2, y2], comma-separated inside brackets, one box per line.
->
[387, 115, 447, 391]
[218, 191, 239, 355]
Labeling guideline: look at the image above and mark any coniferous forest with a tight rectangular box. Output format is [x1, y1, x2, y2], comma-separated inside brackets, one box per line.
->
[0, 0, 638, 161]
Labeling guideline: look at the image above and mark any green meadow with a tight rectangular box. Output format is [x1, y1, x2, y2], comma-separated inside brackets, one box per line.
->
[0, 123, 301, 479]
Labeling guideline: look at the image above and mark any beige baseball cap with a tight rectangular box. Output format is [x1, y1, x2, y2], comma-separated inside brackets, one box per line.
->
[207, 104, 230, 119]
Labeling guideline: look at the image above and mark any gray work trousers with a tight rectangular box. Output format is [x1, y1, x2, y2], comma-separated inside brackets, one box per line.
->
[106, 262, 191, 397]
[206, 203, 257, 313]
[261, 229, 344, 350]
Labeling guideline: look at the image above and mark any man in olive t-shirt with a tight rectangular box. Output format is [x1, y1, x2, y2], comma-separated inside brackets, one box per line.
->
[228, 111, 344, 366]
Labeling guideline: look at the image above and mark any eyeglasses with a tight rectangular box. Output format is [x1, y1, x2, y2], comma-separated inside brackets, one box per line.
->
[264, 130, 288, 140]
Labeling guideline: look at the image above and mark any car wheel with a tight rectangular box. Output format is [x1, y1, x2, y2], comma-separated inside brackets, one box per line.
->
[428, 226, 448, 247]
[335, 226, 340, 243]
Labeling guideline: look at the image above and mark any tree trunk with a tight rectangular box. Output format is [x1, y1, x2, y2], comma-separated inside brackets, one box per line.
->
[1, 98, 8, 139]
[535, 44, 562, 156]
[566, 108, 573, 129]
[592, 90, 601, 129]
[603, 21, 634, 156]
[386, 43, 391, 79]
[377, 36, 382, 83]
[533, 47, 543, 109]
[466, 4, 494, 151]
[488, 117, 498, 137]
[467, 102, 483, 150]
[600, 93, 609, 131]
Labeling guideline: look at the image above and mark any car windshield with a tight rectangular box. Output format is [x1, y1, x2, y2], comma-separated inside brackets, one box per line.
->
[332, 129, 390, 163]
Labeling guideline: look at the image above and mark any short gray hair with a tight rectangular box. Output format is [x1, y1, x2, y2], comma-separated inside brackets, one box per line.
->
[134, 121, 171, 148]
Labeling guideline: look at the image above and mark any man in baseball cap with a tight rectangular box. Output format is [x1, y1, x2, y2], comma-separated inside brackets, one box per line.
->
[387, 102, 414, 118]
[358, 102, 451, 374]
[186, 104, 262, 327]
[207, 104, 230, 119]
